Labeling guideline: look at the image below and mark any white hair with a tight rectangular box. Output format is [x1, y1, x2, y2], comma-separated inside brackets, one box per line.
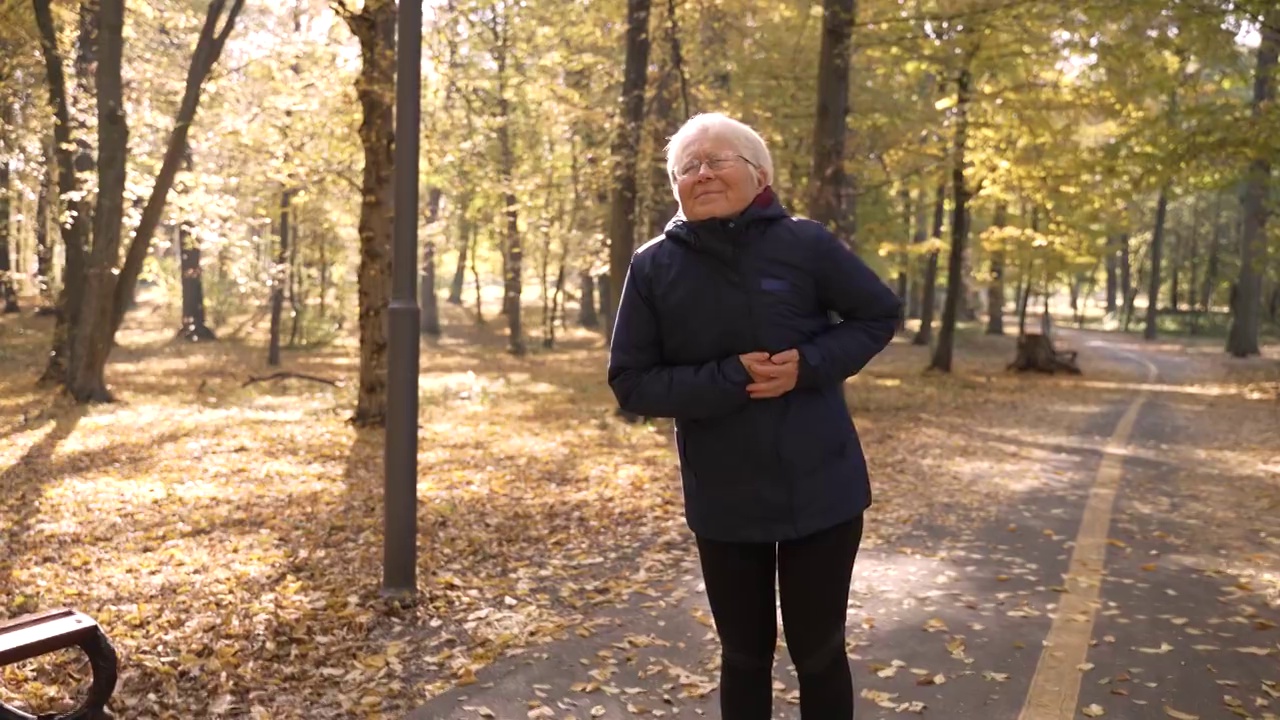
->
[665, 113, 774, 196]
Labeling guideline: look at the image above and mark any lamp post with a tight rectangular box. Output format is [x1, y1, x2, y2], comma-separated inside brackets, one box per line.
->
[383, 0, 422, 599]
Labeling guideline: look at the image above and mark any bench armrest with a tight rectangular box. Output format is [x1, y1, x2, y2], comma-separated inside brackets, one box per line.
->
[0, 610, 118, 720]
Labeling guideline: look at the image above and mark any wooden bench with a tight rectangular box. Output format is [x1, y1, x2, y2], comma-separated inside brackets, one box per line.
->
[1007, 332, 1081, 375]
[0, 609, 117, 720]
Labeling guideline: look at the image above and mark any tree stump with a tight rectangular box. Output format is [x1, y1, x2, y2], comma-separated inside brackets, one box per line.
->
[1007, 333, 1081, 374]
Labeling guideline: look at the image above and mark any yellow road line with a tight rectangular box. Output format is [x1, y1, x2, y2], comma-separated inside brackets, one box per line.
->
[1018, 351, 1158, 720]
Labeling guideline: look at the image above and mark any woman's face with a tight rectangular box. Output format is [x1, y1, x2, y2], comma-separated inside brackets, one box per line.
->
[674, 133, 768, 221]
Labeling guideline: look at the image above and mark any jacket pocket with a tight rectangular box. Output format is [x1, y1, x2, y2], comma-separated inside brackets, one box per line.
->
[681, 412, 762, 490]
[779, 387, 851, 473]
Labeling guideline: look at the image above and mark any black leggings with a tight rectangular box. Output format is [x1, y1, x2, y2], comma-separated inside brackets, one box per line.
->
[695, 515, 864, 720]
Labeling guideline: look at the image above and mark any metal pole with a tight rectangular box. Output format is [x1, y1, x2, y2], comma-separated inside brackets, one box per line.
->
[384, 0, 422, 598]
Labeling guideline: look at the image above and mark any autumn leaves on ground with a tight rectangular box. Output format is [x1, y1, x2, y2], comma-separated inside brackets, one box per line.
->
[2, 296, 1278, 720]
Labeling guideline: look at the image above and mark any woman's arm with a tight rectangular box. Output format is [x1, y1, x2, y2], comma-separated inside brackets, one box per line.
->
[793, 226, 902, 389]
[607, 260, 754, 419]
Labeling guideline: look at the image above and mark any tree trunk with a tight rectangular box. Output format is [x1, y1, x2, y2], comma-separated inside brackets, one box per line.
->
[1120, 231, 1133, 322]
[470, 222, 483, 324]
[579, 271, 598, 328]
[178, 222, 215, 341]
[420, 189, 442, 337]
[808, 0, 856, 244]
[1040, 284, 1052, 337]
[67, 0, 127, 403]
[1123, 245, 1147, 334]
[545, 242, 569, 349]
[288, 213, 303, 346]
[908, 182, 928, 319]
[1069, 275, 1082, 324]
[929, 60, 971, 373]
[1008, 333, 1080, 374]
[539, 203, 552, 344]
[647, 43, 679, 241]
[1184, 200, 1200, 313]
[35, 142, 53, 308]
[959, 207, 979, 323]
[1078, 268, 1098, 328]
[108, 0, 245, 338]
[341, 0, 395, 426]
[1143, 186, 1169, 340]
[1201, 196, 1223, 313]
[1017, 204, 1037, 337]
[986, 203, 1007, 335]
[1105, 236, 1118, 314]
[494, 35, 524, 353]
[318, 227, 331, 319]
[605, 0, 652, 337]
[448, 201, 469, 304]
[268, 190, 290, 365]
[0, 153, 17, 314]
[663, 0, 690, 120]
[1186, 199, 1200, 311]
[67, 0, 245, 401]
[34, 0, 92, 385]
[1227, 18, 1277, 357]
[912, 181, 944, 347]
[421, 238, 440, 336]
[1017, 278, 1032, 337]
[598, 272, 611, 326]
[894, 187, 910, 331]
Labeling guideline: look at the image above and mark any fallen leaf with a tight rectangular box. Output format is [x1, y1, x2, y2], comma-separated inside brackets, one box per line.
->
[923, 618, 948, 633]
[1163, 708, 1199, 720]
[1082, 703, 1105, 717]
[860, 688, 900, 709]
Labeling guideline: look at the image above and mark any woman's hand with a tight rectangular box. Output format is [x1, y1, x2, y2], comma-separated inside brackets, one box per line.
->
[741, 349, 799, 399]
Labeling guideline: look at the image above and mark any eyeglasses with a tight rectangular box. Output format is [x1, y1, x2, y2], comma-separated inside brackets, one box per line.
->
[674, 154, 757, 180]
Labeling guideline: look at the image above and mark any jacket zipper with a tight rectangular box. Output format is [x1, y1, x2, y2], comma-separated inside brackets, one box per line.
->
[732, 227, 799, 537]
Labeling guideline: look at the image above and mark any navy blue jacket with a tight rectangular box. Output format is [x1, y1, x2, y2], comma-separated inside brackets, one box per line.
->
[607, 188, 902, 543]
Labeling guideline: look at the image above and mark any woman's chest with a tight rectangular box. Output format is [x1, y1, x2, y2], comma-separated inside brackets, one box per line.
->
[649, 243, 828, 359]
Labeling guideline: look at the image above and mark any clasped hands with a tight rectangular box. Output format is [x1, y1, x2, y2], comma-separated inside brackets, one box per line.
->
[738, 349, 800, 399]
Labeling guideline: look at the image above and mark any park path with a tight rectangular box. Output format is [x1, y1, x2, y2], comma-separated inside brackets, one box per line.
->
[409, 330, 1280, 720]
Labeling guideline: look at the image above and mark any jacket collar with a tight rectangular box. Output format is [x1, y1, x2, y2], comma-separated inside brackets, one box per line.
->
[664, 186, 789, 248]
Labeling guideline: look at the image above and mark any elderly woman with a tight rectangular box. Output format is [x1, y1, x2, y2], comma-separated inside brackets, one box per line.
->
[607, 113, 902, 719]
